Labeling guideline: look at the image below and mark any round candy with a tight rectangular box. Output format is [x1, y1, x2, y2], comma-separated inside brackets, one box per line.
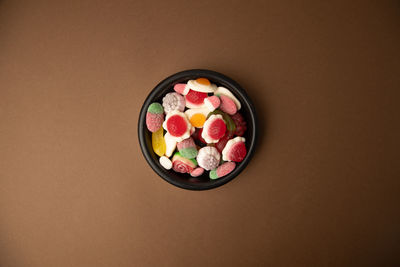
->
[162, 92, 185, 113]
[185, 108, 209, 128]
[172, 152, 197, 173]
[201, 114, 227, 143]
[186, 78, 216, 93]
[163, 111, 191, 141]
[197, 146, 220, 171]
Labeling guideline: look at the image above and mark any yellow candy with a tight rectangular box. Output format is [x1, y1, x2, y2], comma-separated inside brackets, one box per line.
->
[152, 127, 166, 156]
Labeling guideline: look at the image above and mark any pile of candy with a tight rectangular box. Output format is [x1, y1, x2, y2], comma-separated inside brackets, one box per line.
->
[145, 78, 247, 180]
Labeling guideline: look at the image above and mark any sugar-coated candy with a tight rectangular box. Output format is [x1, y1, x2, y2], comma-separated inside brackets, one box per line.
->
[186, 78, 216, 93]
[177, 137, 198, 159]
[215, 131, 234, 153]
[163, 110, 191, 141]
[222, 137, 247, 162]
[146, 102, 164, 132]
[204, 96, 220, 112]
[162, 92, 185, 113]
[185, 107, 209, 128]
[214, 86, 241, 110]
[152, 127, 166, 157]
[219, 95, 237, 115]
[159, 156, 172, 170]
[231, 112, 247, 136]
[190, 167, 204, 177]
[164, 132, 177, 157]
[173, 83, 189, 95]
[172, 151, 198, 173]
[209, 162, 236, 179]
[185, 89, 208, 109]
[201, 114, 227, 143]
[197, 146, 220, 171]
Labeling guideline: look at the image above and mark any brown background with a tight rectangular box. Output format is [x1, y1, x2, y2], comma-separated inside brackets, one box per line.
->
[1, 0, 399, 266]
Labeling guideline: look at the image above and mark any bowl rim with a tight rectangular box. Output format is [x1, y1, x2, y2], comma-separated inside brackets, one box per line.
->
[138, 69, 258, 190]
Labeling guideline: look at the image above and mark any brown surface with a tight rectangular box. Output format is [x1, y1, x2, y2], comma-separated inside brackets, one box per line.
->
[0, 0, 399, 266]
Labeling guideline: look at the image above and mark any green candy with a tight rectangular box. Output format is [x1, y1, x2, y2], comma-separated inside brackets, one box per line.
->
[147, 102, 164, 114]
[209, 169, 219, 180]
[180, 147, 198, 159]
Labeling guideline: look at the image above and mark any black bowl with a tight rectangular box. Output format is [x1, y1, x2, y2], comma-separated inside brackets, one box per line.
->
[138, 69, 257, 190]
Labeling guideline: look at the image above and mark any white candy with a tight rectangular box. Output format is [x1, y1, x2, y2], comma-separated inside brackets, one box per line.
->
[222, 137, 246, 161]
[164, 132, 177, 157]
[159, 156, 172, 170]
[162, 110, 192, 142]
[186, 79, 217, 93]
[214, 87, 241, 110]
[201, 114, 225, 143]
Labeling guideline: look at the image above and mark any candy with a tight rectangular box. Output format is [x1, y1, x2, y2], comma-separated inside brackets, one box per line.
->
[152, 127, 166, 156]
[204, 96, 220, 111]
[215, 130, 234, 153]
[146, 102, 164, 132]
[209, 162, 236, 179]
[185, 107, 209, 128]
[162, 92, 185, 113]
[177, 137, 198, 159]
[159, 156, 172, 170]
[222, 137, 247, 162]
[197, 146, 220, 170]
[207, 110, 236, 133]
[173, 83, 189, 95]
[219, 95, 237, 115]
[163, 110, 191, 141]
[214, 86, 241, 110]
[231, 112, 247, 136]
[201, 114, 227, 143]
[172, 151, 197, 173]
[187, 78, 216, 93]
[190, 167, 204, 177]
[164, 132, 177, 157]
[185, 89, 208, 109]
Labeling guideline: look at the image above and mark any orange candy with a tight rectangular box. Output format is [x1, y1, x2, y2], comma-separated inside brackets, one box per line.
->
[189, 113, 206, 127]
[196, 78, 210, 86]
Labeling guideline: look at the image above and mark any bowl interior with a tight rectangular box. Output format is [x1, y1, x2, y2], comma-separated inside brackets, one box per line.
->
[138, 69, 257, 190]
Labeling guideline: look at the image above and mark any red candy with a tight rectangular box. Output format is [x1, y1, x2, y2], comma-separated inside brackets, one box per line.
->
[215, 131, 234, 153]
[207, 118, 226, 140]
[229, 141, 247, 162]
[231, 112, 247, 136]
[185, 90, 208, 107]
[166, 115, 188, 137]
[146, 113, 164, 133]
[219, 95, 237, 115]
[216, 162, 236, 177]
